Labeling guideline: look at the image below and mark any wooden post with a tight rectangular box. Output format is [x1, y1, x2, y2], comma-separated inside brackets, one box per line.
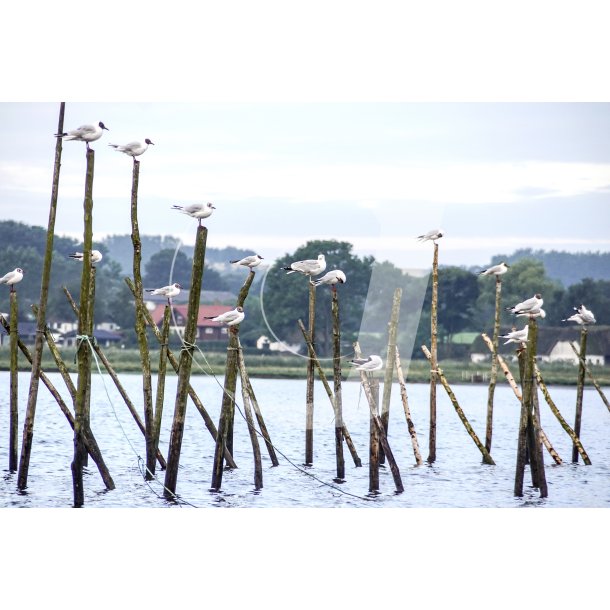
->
[72, 146, 95, 507]
[330, 286, 345, 480]
[125, 278, 237, 469]
[572, 328, 588, 463]
[421, 345, 495, 465]
[395, 346, 423, 466]
[569, 341, 610, 413]
[129, 158, 155, 484]
[485, 276, 502, 452]
[165, 225, 207, 498]
[305, 282, 316, 465]
[298, 320, 362, 468]
[380, 288, 402, 465]
[82, 265, 96, 468]
[427, 242, 439, 463]
[8, 292, 18, 472]
[369, 376, 380, 492]
[18, 102, 65, 491]
[237, 344, 263, 490]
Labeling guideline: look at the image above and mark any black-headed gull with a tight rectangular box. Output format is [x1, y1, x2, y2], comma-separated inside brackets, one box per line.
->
[562, 304, 596, 326]
[417, 229, 444, 242]
[108, 138, 154, 160]
[350, 355, 383, 371]
[172, 202, 216, 226]
[313, 269, 346, 289]
[516, 308, 546, 319]
[0, 268, 24, 292]
[499, 325, 528, 345]
[282, 254, 326, 281]
[145, 282, 182, 304]
[69, 250, 103, 264]
[478, 262, 510, 276]
[204, 306, 245, 327]
[230, 254, 264, 270]
[56, 121, 109, 150]
[506, 293, 543, 316]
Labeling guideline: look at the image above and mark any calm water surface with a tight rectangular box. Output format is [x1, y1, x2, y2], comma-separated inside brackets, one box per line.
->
[1, 371, 608, 508]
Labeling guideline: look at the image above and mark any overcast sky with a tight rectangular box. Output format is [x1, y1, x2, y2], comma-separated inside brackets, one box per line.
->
[2, 102, 609, 270]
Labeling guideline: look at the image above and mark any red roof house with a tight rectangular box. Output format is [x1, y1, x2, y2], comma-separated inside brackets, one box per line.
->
[149, 304, 234, 341]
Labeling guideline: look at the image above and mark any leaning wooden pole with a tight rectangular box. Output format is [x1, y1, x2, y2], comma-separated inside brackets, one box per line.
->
[129, 158, 155, 481]
[572, 327, 588, 463]
[427, 242, 439, 463]
[485, 275, 502, 452]
[568, 341, 610, 413]
[305, 282, 316, 465]
[380, 287, 402, 465]
[395, 346, 423, 466]
[8, 292, 19, 472]
[72, 146, 95, 508]
[164, 225, 207, 499]
[18, 102, 65, 491]
[330, 286, 345, 480]
[422, 345, 495, 465]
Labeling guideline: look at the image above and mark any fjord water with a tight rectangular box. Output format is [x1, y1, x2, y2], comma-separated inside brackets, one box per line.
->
[1, 371, 608, 508]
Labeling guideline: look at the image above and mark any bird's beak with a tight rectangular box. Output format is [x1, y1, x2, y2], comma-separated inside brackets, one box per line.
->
[103, 126, 109, 131]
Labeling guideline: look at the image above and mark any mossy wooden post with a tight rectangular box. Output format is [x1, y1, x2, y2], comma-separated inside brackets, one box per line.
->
[211, 271, 254, 490]
[82, 265, 97, 468]
[380, 288, 401, 465]
[18, 102, 65, 491]
[72, 147, 95, 508]
[569, 341, 610, 413]
[395, 346, 423, 466]
[151, 305, 171, 476]
[9, 292, 18, 472]
[129, 158, 155, 481]
[369, 376, 380, 493]
[427, 242, 439, 463]
[485, 275, 502, 453]
[237, 343, 263, 489]
[331, 286, 345, 480]
[165, 225, 207, 499]
[305, 282, 316, 465]
[572, 328, 588, 463]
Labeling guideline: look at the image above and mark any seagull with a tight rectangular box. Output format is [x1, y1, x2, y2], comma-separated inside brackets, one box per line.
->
[172, 202, 216, 226]
[499, 325, 529, 345]
[516, 308, 546, 319]
[68, 250, 103, 265]
[478, 262, 510, 276]
[563, 305, 596, 326]
[506, 293, 543, 316]
[56, 121, 109, 149]
[204, 306, 245, 327]
[145, 282, 182, 304]
[108, 138, 154, 160]
[0, 268, 24, 292]
[350, 355, 383, 372]
[313, 269, 346, 290]
[230, 254, 264, 270]
[417, 229, 444, 242]
[282, 254, 326, 282]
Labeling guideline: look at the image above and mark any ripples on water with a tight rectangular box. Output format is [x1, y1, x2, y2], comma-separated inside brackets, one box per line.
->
[1, 371, 608, 508]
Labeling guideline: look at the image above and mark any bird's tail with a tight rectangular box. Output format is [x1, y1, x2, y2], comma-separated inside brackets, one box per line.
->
[108, 143, 119, 149]
[229, 260, 239, 264]
[68, 254, 80, 260]
[54, 132, 67, 138]
[282, 266, 294, 273]
[144, 289, 154, 293]
[171, 205, 184, 211]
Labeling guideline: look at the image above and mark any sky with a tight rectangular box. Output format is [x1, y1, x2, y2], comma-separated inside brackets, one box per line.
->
[1, 102, 609, 270]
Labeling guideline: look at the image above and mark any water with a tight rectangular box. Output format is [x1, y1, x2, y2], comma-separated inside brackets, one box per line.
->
[1, 371, 608, 508]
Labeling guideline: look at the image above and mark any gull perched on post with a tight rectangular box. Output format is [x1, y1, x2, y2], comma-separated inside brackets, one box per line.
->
[282, 254, 326, 283]
[55, 121, 109, 150]
[562, 304, 596, 326]
[506, 293, 543, 317]
[204, 306, 245, 327]
[313, 269, 346, 291]
[145, 282, 182, 305]
[108, 138, 154, 160]
[69, 250, 103, 265]
[417, 229, 444, 243]
[499, 325, 529, 345]
[230, 254, 264, 270]
[0, 268, 24, 292]
[172, 202, 216, 227]
[478, 262, 510, 276]
[350, 355, 383, 372]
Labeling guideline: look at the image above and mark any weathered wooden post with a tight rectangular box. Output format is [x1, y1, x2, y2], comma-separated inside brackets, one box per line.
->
[18, 102, 65, 491]
[485, 275, 503, 453]
[82, 265, 97, 468]
[380, 288, 401, 465]
[164, 225, 207, 499]
[9, 291, 18, 472]
[569, 341, 610, 413]
[395, 346, 423, 466]
[428, 242, 439, 463]
[369, 376, 380, 492]
[572, 328, 588, 463]
[330, 285, 345, 480]
[151, 305, 171, 476]
[305, 282, 316, 465]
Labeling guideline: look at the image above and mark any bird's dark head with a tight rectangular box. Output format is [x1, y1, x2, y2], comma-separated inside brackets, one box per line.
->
[99, 122, 109, 130]
[535, 293, 542, 299]
[257, 255, 264, 259]
[503, 262, 510, 267]
[145, 138, 154, 145]
[208, 202, 216, 209]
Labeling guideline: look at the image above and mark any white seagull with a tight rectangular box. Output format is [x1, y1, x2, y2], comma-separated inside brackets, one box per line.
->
[145, 282, 182, 303]
[172, 202, 216, 226]
[282, 254, 326, 281]
[56, 121, 109, 149]
[516, 308, 546, 319]
[230, 254, 264, 270]
[108, 138, 154, 159]
[68, 250, 103, 264]
[563, 304, 596, 326]
[506, 293, 543, 316]
[478, 262, 510, 276]
[499, 326, 529, 345]
[0, 268, 24, 292]
[313, 269, 346, 289]
[350, 355, 383, 372]
[417, 229, 444, 242]
[204, 306, 245, 327]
